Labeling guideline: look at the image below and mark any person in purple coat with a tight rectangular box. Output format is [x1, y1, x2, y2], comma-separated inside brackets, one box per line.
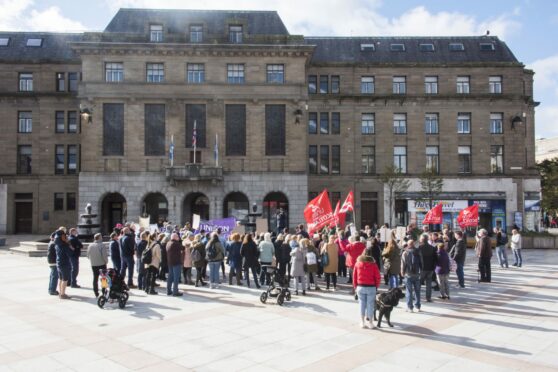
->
[435, 243, 450, 300]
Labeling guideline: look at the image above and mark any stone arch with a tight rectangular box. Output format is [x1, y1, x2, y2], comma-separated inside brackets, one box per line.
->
[140, 192, 169, 225]
[182, 192, 210, 224]
[100, 192, 127, 234]
[263, 191, 289, 232]
[223, 192, 250, 223]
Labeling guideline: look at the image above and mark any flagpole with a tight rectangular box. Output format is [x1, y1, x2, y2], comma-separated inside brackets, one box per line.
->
[193, 120, 197, 164]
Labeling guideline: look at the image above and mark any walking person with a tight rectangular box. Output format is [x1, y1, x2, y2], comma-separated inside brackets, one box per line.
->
[227, 233, 243, 285]
[120, 227, 137, 288]
[475, 229, 492, 282]
[511, 229, 523, 267]
[55, 230, 73, 299]
[241, 233, 261, 288]
[145, 233, 162, 295]
[47, 232, 59, 296]
[494, 227, 509, 268]
[290, 237, 307, 295]
[418, 234, 437, 302]
[258, 232, 275, 285]
[449, 231, 467, 288]
[435, 243, 451, 300]
[353, 247, 382, 329]
[68, 228, 83, 288]
[206, 233, 225, 289]
[109, 232, 121, 272]
[166, 233, 184, 296]
[87, 233, 108, 298]
[401, 240, 422, 312]
[321, 235, 339, 291]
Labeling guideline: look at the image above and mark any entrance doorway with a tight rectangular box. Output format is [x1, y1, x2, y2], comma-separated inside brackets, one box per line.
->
[142, 193, 169, 225]
[361, 200, 378, 229]
[183, 192, 210, 224]
[14, 202, 32, 233]
[101, 193, 127, 234]
[263, 192, 289, 232]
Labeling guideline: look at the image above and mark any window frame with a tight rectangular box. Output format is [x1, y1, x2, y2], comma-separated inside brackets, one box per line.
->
[361, 113, 375, 135]
[105, 62, 123, 82]
[331, 145, 340, 174]
[425, 113, 439, 134]
[26, 38, 42, 47]
[456, 76, 470, 94]
[393, 113, 407, 134]
[309, 145, 318, 174]
[424, 76, 438, 94]
[449, 42, 465, 51]
[229, 25, 243, 43]
[308, 112, 317, 134]
[419, 43, 435, 52]
[0, 37, 9, 46]
[17, 145, 32, 175]
[458, 146, 472, 174]
[67, 111, 78, 133]
[146, 63, 165, 83]
[319, 112, 329, 135]
[149, 24, 163, 42]
[490, 113, 503, 134]
[308, 75, 317, 94]
[67, 145, 78, 174]
[361, 76, 375, 94]
[457, 113, 471, 134]
[393, 146, 407, 174]
[227, 64, 245, 84]
[68, 72, 79, 92]
[189, 25, 203, 43]
[19, 72, 33, 92]
[390, 43, 406, 51]
[480, 43, 495, 51]
[266, 64, 284, 84]
[55, 111, 65, 133]
[54, 193, 64, 211]
[360, 43, 375, 51]
[490, 145, 504, 174]
[489, 75, 502, 94]
[56, 72, 66, 92]
[331, 112, 340, 135]
[55, 145, 65, 175]
[361, 146, 375, 174]
[330, 75, 340, 94]
[426, 146, 439, 174]
[18, 111, 32, 133]
[66, 193, 76, 211]
[187, 63, 205, 84]
[392, 76, 406, 94]
[319, 75, 329, 94]
[320, 145, 330, 174]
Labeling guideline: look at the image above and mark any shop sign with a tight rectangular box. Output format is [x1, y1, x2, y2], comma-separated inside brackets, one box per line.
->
[524, 199, 541, 212]
[408, 200, 467, 213]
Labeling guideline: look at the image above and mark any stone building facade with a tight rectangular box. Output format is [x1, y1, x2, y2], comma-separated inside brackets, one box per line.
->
[0, 9, 540, 234]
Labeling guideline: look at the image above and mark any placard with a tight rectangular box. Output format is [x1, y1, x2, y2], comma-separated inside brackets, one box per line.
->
[255, 218, 268, 233]
[192, 214, 200, 229]
[396, 226, 406, 242]
[139, 216, 150, 229]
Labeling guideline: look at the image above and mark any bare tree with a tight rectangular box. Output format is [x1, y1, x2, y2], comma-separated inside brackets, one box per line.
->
[419, 169, 444, 210]
[380, 165, 411, 227]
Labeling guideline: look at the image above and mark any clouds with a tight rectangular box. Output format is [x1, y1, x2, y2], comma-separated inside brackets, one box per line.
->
[529, 55, 558, 138]
[0, 0, 86, 32]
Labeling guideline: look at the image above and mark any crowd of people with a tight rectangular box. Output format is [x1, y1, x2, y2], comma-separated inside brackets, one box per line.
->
[46, 221, 524, 329]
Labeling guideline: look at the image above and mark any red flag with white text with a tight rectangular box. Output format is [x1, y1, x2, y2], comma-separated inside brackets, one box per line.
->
[457, 204, 479, 229]
[339, 190, 354, 214]
[423, 203, 443, 224]
[304, 190, 334, 234]
[330, 200, 346, 228]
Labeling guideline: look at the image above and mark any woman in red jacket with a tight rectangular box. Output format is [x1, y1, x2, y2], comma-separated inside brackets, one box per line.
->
[344, 236, 366, 287]
[353, 247, 382, 329]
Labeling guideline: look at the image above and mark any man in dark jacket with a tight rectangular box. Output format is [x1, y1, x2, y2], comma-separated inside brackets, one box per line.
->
[276, 208, 287, 234]
[47, 232, 59, 296]
[109, 232, 121, 272]
[68, 228, 83, 288]
[120, 227, 136, 288]
[450, 230, 467, 288]
[475, 229, 492, 283]
[55, 230, 73, 299]
[418, 234, 437, 302]
[401, 240, 423, 312]
[166, 233, 184, 296]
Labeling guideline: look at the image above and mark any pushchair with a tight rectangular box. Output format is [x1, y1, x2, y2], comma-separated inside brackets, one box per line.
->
[97, 268, 129, 309]
[259, 265, 291, 306]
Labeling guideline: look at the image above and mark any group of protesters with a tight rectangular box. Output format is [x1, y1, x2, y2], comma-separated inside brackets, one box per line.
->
[46, 220, 524, 329]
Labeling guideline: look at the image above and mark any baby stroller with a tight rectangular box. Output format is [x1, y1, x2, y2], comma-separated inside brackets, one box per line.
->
[259, 265, 291, 306]
[97, 268, 129, 309]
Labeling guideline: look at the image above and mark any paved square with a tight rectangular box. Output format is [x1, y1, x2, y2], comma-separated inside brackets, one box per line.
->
[0, 247, 557, 371]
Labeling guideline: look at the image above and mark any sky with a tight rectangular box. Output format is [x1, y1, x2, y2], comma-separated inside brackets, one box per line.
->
[1, 0, 556, 138]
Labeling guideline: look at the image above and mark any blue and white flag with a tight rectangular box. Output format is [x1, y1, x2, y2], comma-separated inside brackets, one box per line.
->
[169, 134, 174, 166]
[214, 133, 219, 167]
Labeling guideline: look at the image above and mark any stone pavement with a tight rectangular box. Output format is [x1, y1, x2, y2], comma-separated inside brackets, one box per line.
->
[0, 248, 557, 371]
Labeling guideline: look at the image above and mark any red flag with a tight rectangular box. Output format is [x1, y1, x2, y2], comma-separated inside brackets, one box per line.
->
[330, 201, 346, 228]
[457, 204, 479, 228]
[339, 190, 354, 213]
[423, 203, 443, 224]
[304, 190, 334, 235]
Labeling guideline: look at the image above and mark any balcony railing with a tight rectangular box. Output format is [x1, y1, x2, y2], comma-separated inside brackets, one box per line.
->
[166, 164, 223, 184]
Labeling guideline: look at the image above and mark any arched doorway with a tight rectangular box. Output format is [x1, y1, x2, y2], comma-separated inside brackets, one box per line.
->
[141, 192, 168, 225]
[263, 192, 289, 232]
[101, 193, 127, 234]
[183, 192, 210, 224]
[223, 192, 249, 223]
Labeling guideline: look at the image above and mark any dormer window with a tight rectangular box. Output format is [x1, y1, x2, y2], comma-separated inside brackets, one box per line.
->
[390, 43, 405, 51]
[0, 37, 9, 46]
[449, 43, 465, 51]
[26, 38, 42, 47]
[419, 43, 435, 52]
[229, 25, 243, 43]
[150, 24, 163, 42]
[190, 25, 203, 43]
[480, 43, 495, 51]
[360, 43, 375, 51]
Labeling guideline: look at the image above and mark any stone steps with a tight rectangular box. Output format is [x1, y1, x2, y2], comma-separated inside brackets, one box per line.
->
[10, 241, 49, 257]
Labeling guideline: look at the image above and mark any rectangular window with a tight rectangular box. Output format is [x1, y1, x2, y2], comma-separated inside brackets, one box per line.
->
[190, 25, 203, 43]
[331, 112, 340, 134]
[146, 63, 164, 83]
[0, 37, 9, 46]
[320, 112, 329, 134]
[490, 145, 504, 174]
[390, 43, 405, 51]
[320, 145, 329, 174]
[362, 146, 375, 174]
[227, 64, 245, 84]
[187, 63, 205, 83]
[361, 76, 375, 94]
[360, 43, 375, 51]
[17, 145, 32, 174]
[309, 145, 318, 174]
[425, 76, 438, 94]
[105, 63, 123, 82]
[331, 145, 340, 174]
[54, 193, 64, 211]
[308, 75, 317, 94]
[55, 111, 65, 133]
[18, 111, 32, 133]
[489, 76, 502, 94]
[426, 146, 439, 173]
[68, 72, 78, 92]
[308, 112, 317, 134]
[419, 43, 435, 52]
[393, 146, 407, 173]
[449, 43, 465, 51]
[480, 43, 495, 51]
[229, 25, 243, 43]
[144, 104, 166, 156]
[319, 75, 329, 94]
[225, 104, 246, 156]
[67, 145, 78, 174]
[458, 146, 471, 173]
[457, 76, 470, 94]
[393, 113, 407, 134]
[103, 103, 124, 156]
[331, 75, 340, 94]
[56, 72, 65, 92]
[67, 111, 78, 133]
[55, 145, 65, 175]
[66, 192, 76, 211]
[490, 113, 503, 134]
[425, 113, 439, 134]
[26, 38, 42, 47]
[19, 73, 33, 91]
[185, 104, 206, 148]
[150, 24, 163, 42]
[361, 113, 375, 134]
[393, 76, 406, 94]
[265, 105, 286, 156]
[457, 113, 471, 134]
[266, 64, 284, 84]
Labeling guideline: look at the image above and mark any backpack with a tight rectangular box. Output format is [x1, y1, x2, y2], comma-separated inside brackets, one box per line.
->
[141, 244, 153, 265]
[191, 248, 202, 263]
[405, 249, 421, 275]
[206, 243, 218, 260]
[306, 251, 317, 265]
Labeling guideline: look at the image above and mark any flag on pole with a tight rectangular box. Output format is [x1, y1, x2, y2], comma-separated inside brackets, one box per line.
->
[339, 190, 354, 213]
[214, 133, 219, 167]
[423, 203, 443, 225]
[169, 134, 174, 166]
[457, 204, 479, 229]
[192, 120, 197, 163]
[330, 200, 346, 228]
[304, 190, 334, 235]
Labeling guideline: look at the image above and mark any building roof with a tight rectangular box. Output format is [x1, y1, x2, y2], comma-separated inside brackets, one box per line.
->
[304, 36, 520, 65]
[104, 8, 290, 36]
[0, 32, 82, 63]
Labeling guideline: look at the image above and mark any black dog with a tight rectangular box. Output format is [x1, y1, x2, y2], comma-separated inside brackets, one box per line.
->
[374, 287, 405, 328]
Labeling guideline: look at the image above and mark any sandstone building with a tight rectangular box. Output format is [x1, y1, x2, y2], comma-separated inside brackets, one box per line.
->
[0, 9, 540, 234]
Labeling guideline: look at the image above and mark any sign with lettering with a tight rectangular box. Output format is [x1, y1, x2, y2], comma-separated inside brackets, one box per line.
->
[407, 200, 468, 213]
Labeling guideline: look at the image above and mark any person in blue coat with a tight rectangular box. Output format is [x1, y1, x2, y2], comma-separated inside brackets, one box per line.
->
[55, 230, 73, 299]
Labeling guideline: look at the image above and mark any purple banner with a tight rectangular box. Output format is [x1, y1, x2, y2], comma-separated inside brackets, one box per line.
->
[197, 217, 237, 237]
